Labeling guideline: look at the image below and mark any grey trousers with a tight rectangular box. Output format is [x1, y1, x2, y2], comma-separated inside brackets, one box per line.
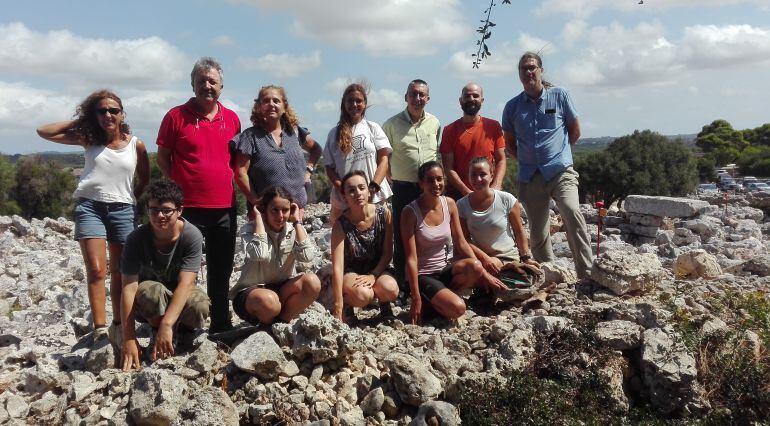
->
[518, 167, 593, 279]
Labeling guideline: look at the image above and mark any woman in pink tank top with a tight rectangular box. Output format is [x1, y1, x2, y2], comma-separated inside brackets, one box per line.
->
[401, 161, 484, 324]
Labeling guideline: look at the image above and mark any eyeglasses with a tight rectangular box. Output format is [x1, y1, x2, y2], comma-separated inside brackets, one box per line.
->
[147, 207, 178, 217]
[96, 107, 122, 116]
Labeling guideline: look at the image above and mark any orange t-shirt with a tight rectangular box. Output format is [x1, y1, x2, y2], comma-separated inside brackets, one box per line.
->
[439, 117, 505, 188]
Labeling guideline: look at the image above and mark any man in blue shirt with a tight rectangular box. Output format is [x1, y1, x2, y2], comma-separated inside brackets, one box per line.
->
[501, 52, 593, 279]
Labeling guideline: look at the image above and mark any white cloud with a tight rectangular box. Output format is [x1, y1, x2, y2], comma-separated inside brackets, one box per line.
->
[0, 81, 77, 130]
[229, 0, 470, 56]
[313, 99, 337, 113]
[210, 35, 234, 47]
[324, 77, 353, 93]
[368, 88, 403, 111]
[536, 0, 769, 18]
[237, 50, 321, 78]
[0, 22, 188, 88]
[561, 22, 770, 88]
[561, 20, 587, 47]
[446, 34, 556, 78]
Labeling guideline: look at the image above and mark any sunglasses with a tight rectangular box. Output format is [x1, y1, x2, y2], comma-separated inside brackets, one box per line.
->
[96, 107, 122, 115]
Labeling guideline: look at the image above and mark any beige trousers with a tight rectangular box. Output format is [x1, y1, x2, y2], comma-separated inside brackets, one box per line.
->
[518, 167, 594, 279]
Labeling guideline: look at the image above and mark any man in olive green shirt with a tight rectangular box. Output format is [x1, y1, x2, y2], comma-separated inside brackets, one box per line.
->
[382, 79, 441, 290]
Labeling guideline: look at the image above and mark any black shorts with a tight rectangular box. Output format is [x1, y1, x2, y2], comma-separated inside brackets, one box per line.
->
[418, 264, 454, 304]
[232, 282, 284, 325]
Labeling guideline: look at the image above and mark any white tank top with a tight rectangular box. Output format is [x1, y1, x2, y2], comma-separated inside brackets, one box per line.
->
[73, 136, 138, 204]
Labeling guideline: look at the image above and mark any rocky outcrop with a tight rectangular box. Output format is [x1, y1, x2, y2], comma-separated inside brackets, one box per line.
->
[0, 190, 768, 424]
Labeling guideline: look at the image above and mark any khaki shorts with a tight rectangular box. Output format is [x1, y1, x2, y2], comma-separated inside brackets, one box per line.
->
[135, 280, 210, 329]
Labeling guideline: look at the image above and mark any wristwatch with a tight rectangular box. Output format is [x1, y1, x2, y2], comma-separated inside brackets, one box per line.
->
[519, 253, 532, 262]
[368, 181, 381, 192]
[306, 164, 314, 173]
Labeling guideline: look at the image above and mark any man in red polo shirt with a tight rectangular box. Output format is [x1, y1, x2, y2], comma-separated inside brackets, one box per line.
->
[156, 57, 241, 333]
[440, 82, 507, 200]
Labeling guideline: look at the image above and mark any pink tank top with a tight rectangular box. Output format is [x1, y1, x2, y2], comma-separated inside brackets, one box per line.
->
[408, 196, 451, 274]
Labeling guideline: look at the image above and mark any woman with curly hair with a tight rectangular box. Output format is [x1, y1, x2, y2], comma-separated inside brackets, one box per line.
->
[323, 82, 392, 224]
[36, 89, 150, 344]
[233, 85, 322, 220]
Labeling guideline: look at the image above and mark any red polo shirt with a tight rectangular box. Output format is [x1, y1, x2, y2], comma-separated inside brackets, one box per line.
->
[156, 99, 241, 208]
[440, 117, 505, 188]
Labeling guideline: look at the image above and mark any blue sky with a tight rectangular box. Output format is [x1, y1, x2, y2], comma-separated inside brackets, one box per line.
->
[2, 0, 770, 154]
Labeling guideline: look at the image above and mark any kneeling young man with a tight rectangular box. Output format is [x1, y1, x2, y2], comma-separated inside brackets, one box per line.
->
[120, 180, 209, 371]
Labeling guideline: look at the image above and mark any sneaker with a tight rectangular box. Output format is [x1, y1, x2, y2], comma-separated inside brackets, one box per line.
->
[108, 322, 123, 348]
[92, 326, 109, 345]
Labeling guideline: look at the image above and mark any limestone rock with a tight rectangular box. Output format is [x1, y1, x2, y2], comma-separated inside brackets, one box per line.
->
[623, 195, 709, 218]
[641, 328, 709, 416]
[291, 303, 366, 364]
[744, 255, 770, 277]
[541, 261, 578, 284]
[673, 250, 722, 279]
[384, 353, 442, 406]
[591, 251, 665, 295]
[360, 387, 385, 416]
[338, 406, 365, 426]
[130, 368, 188, 425]
[175, 386, 238, 426]
[410, 401, 460, 426]
[595, 320, 643, 350]
[231, 331, 287, 379]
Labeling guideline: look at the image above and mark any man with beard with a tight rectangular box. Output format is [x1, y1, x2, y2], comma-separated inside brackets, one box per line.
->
[501, 51, 592, 279]
[156, 57, 241, 334]
[440, 83, 506, 200]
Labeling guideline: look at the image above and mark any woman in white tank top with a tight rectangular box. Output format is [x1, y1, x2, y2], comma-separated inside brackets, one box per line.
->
[37, 90, 149, 349]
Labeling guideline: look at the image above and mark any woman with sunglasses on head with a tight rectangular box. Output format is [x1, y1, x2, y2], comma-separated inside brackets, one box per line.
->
[329, 170, 399, 321]
[37, 89, 150, 347]
[458, 156, 541, 288]
[233, 85, 321, 222]
[401, 161, 485, 325]
[323, 82, 392, 225]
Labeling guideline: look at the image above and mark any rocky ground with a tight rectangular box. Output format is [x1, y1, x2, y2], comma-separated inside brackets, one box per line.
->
[0, 194, 768, 425]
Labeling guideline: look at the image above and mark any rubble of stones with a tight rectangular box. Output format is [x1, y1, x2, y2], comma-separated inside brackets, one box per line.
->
[0, 193, 768, 425]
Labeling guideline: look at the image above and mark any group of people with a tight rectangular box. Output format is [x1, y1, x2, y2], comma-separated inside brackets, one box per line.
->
[37, 52, 594, 371]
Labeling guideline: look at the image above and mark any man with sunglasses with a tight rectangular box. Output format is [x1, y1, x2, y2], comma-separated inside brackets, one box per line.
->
[120, 180, 209, 371]
[156, 57, 241, 334]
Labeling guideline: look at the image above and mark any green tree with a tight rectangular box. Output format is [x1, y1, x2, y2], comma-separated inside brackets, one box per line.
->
[13, 156, 77, 219]
[0, 155, 21, 215]
[696, 155, 717, 183]
[695, 119, 747, 166]
[736, 145, 770, 177]
[575, 130, 698, 206]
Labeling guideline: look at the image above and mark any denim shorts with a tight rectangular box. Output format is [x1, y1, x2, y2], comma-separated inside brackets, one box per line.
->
[73, 198, 136, 243]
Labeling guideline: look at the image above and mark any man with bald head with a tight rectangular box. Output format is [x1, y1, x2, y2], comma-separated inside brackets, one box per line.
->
[440, 83, 506, 199]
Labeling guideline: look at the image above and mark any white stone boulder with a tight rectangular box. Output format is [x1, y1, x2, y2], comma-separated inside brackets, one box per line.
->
[623, 195, 709, 218]
[673, 249, 722, 279]
[591, 251, 665, 295]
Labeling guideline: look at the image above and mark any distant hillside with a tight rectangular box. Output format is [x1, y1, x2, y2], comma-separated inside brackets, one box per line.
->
[4, 152, 85, 169]
[574, 133, 697, 154]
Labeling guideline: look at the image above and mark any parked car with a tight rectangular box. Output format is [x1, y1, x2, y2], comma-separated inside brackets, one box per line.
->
[697, 183, 719, 194]
[746, 182, 770, 193]
[724, 182, 743, 192]
[717, 177, 736, 190]
[742, 176, 758, 188]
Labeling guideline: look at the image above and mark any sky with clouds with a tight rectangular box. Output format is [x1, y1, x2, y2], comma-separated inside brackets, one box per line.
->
[2, 0, 770, 154]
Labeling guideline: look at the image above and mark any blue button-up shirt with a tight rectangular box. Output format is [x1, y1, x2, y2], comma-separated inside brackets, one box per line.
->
[501, 86, 578, 182]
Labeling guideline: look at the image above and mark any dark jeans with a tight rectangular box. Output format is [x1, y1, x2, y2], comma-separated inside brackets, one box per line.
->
[182, 206, 236, 332]
[391, 180, 422, 294]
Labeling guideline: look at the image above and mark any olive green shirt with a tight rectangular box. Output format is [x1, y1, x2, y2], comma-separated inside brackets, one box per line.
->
[383, 109, 441, 183]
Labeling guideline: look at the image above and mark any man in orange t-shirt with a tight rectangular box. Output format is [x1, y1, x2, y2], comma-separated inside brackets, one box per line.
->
[440, 83, 506, 199]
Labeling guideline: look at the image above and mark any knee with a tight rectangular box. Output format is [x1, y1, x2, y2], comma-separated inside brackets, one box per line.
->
[85, 265, 107, 283]
[247, 291, 281, 323]
[302, 274, 321, 298]
[468, 260, 484, 279]
[376, 277, 399, 302]
[443, 298, 466, 320]
[346, 286, 373, 308]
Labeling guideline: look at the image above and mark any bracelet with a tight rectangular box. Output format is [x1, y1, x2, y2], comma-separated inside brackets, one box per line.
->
[519, 254, 531, 262]
[368, 181, 381, 192]
[306, 165, 314, 173]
